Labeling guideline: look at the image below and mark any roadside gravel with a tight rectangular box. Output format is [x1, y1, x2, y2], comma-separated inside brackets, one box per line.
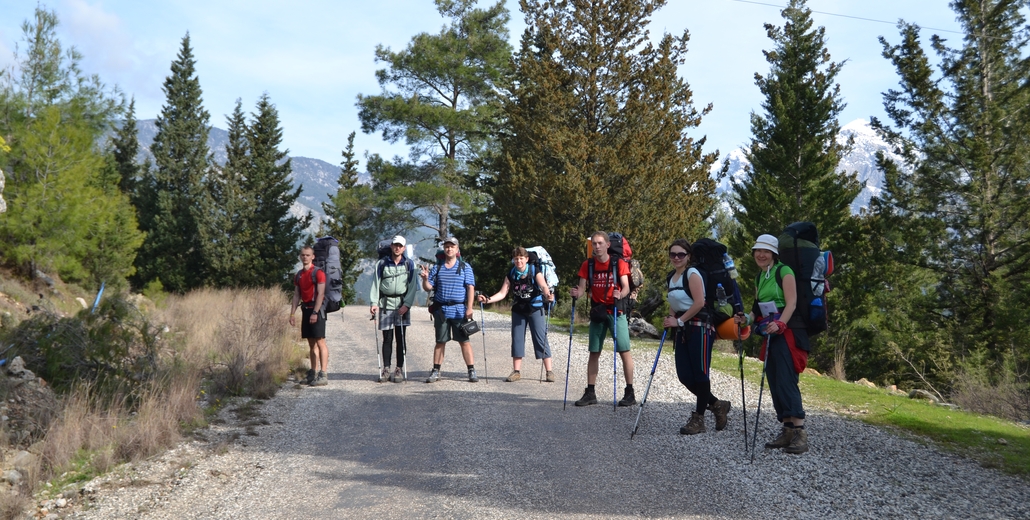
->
[66, 306, 1030, 519]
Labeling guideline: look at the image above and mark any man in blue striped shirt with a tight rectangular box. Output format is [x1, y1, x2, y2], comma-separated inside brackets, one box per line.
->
[420, 236, 478, 382]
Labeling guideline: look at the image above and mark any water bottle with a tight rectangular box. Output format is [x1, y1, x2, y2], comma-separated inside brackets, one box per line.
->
[715, 283, 732, 318]
[810, 297, 825, 322]
[722, 253, 738, 279]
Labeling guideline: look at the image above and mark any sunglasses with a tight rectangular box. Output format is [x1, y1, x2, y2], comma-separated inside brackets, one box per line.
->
[669, 252, 688, 260]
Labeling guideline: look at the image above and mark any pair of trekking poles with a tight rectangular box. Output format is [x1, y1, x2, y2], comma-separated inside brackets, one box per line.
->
[372, 311, 407, 383]
[560, 296, 624, 411]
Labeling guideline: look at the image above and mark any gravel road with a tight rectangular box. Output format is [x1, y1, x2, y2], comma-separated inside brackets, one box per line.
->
[69, 305, 1030, 519]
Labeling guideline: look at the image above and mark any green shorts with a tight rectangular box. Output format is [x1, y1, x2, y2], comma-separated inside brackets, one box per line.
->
[588, 313, 631, 353]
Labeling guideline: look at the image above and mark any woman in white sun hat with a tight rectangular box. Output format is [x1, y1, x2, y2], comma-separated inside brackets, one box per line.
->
[735, 233, 811, 455]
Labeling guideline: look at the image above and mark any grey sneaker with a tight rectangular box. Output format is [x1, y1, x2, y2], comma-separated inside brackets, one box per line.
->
[468, 368, 479, 383]
[708, 399, 731, 431]
[425, 369, 441, 383]
[391, 367, 404, 383]
[505, 371, 521, 382]
[305, 369, 316, 385]
[545, 370, 556, 383]
[784, 428, 809, 454]
[765, 425, 795, 449]
[311, 371, 328, 386]
[679, 411, 706, 435]
[574, 388, 597, 406]
[378, 367, 390, 383]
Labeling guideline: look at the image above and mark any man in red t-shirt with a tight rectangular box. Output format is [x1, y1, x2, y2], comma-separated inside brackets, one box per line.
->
[290, 246, 328, 386]
[569, 231, 636, 407]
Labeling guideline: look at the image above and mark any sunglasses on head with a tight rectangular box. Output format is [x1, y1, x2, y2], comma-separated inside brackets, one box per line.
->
[669, 252, 688, 259]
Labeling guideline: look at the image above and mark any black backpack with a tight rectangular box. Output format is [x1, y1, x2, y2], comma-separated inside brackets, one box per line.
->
[375, 239, 415, 297]
[297, 236, 343, 313]
[777, 222, 832, 337]
[689, 238, 744, 325]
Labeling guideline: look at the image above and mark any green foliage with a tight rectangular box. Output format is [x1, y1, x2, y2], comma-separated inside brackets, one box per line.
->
[0, 7, 141, 289]
[872, 0, 1030, 391]
[322, 132, 367, 303]
[111, 98, 141, 195]
[2, 295, 161, 404]
[356, 0, 511, 241]
[493, 0, 717, 287]
[133, 34, 210, 293]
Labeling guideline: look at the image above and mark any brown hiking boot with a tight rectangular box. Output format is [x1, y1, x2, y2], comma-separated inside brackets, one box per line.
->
[784, 428, 809, 454]
[765, 424, 794, 449]
[679, 411, 706, 435]
[545, 370, 556, 383]
[505, 371, 521, 382]
[708, 399, 731, 431]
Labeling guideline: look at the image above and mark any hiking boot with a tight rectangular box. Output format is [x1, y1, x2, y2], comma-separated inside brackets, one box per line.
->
[618, 387, 636, 407]
[304, 369, 315, 385]
[545, 370, 556, 383]
[468, 369, 479, 383]
[391, 367, 404, 383]
[378, 367, 390, 383]
[505, 371, 521, 382]
[784, 428, 809, 454]
[765, 425, 795, 449]
[425, 369, 441, 383]
[708, 399, 731, 431]
[679, 411, 706, 435]
[574, 388, 598, 406]
[311, 371, 328, 386]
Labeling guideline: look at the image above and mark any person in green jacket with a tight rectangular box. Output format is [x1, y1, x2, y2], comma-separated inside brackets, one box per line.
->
[370, 236, 418, 382]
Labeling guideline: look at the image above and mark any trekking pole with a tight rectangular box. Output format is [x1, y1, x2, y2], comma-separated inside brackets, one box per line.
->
[399, 321, 408, 383]
[541, 303, 552, 382]
[751, 334, 771, 463]
[736, 324, 748, 454]
[477, 292, 488, 383]
[372, 311, 382, 383]
[611, 302, 619, 411]
[563, 297, 578, 410]
[630, 328, 668, 439]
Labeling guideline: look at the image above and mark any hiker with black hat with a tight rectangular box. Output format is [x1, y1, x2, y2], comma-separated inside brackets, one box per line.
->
[420, 236, 479, 383]
[734, 234, 810, 454]
[478, 246, 556, 383]
[569, 231, 636, 407]
[371, 235, 417, 383]
[663, 238, 732, 435]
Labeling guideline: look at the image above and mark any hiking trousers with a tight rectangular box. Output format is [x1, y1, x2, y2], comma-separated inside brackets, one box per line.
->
[766, 332, 806, 421]
[511, 307, 550, 359]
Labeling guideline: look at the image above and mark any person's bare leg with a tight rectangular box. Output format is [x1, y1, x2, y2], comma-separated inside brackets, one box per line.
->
[513, 357, 522, 371]
[586, 352, 600, 385]
[317, 338, 328, 372]
[308, 338, 318, 371]
[433, 343, 446, 365]
[619, 350, 634, 385]
[460, 342, 475, 365]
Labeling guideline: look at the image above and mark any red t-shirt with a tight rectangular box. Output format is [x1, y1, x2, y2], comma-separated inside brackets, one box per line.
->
[295, 265, 326, 304]
[577, 257, 630, 305]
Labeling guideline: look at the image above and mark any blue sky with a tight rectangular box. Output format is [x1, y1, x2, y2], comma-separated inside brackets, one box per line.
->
[0, 0, 962, 167]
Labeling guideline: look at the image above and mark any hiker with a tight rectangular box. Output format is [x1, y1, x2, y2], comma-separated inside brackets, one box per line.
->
[734, 234, 810, 454]
[662, 239, 732, 434]
[569, 231, 636, 406]
[420, 236, 478, 383]
[371, 235, 417, 383]
[478, 247, 556, 383]
[290, 246, 329, 386]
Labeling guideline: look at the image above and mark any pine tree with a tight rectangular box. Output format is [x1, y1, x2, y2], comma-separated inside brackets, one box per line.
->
[873, 0, 1030, 383]
[728, 0, 862, 372]
[494, 0, 716, 285]
[245, 93, 308, 283]
[134, 34, 211, 293]
[356, 0, 511, 240]
[111, 98, 141, 195]
[322, 132, 370, 303]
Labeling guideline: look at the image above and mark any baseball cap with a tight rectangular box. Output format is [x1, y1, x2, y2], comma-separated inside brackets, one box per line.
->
[391, 235, 406, 247]
[442, 236, 459, 246]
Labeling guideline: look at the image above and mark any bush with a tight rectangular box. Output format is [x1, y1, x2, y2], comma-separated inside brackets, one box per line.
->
[951, 357, 1030, 421]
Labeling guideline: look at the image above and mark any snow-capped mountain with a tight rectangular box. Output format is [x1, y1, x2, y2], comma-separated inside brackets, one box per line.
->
[712, 119, 905, 213]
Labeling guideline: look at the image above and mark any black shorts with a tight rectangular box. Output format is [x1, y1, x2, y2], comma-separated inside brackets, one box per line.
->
[301, 306, 326, 339]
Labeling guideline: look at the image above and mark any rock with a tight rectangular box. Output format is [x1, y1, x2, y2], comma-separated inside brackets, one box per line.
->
[33, 270, 55, 290]
[627, 316, 660, 339]
[10, 450, 36, 472]
[2, 469, 22, 485]
[55, 498, 67, 508]
[908, 389, 941, 403]
[803, 367, 821, 376]
[6, 357, 36, 380]
[998, 437, 1008, 445]
[888, 384, 897, 392]
[75, 297, 88, 309]
[856, 378, 877, 388]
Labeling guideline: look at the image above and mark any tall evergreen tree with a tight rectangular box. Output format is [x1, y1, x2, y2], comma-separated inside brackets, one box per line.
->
[245, 93, 308, 282]
[111, 97, 140, 195]
[494, 0, 716, 285]
[322, 132, 370, 303]
[728, 0, 862, 372]
[356, 0, 511, 240]
[200, 99, 257, 288]
[134, 34, 211, 293]
[873, 0, 1030, 385]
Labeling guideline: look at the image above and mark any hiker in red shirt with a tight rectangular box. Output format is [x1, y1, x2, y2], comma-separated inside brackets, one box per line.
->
[290, 246, 328, 386]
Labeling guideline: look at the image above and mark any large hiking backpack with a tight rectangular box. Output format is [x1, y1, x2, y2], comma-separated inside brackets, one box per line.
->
[313, 236, 343, 313]
[525, 246, 559, 293]
[375, 238, 415, 298]
[426, 247, 468, 316]
[689, 238, 744, 326]
[777, 222, 834, 337]
[586, 232, 644, 311]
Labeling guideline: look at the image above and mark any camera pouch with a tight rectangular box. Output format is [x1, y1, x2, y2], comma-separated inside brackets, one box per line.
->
[459, 317, 480, 336]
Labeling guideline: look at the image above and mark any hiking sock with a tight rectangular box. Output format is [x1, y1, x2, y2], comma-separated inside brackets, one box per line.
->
[783, 422, 795, 428]
[433, 364, 441, 370]
[794, 424, 804, 430]
[467, 365, 475, 371]
[587, 384, 596, 393]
